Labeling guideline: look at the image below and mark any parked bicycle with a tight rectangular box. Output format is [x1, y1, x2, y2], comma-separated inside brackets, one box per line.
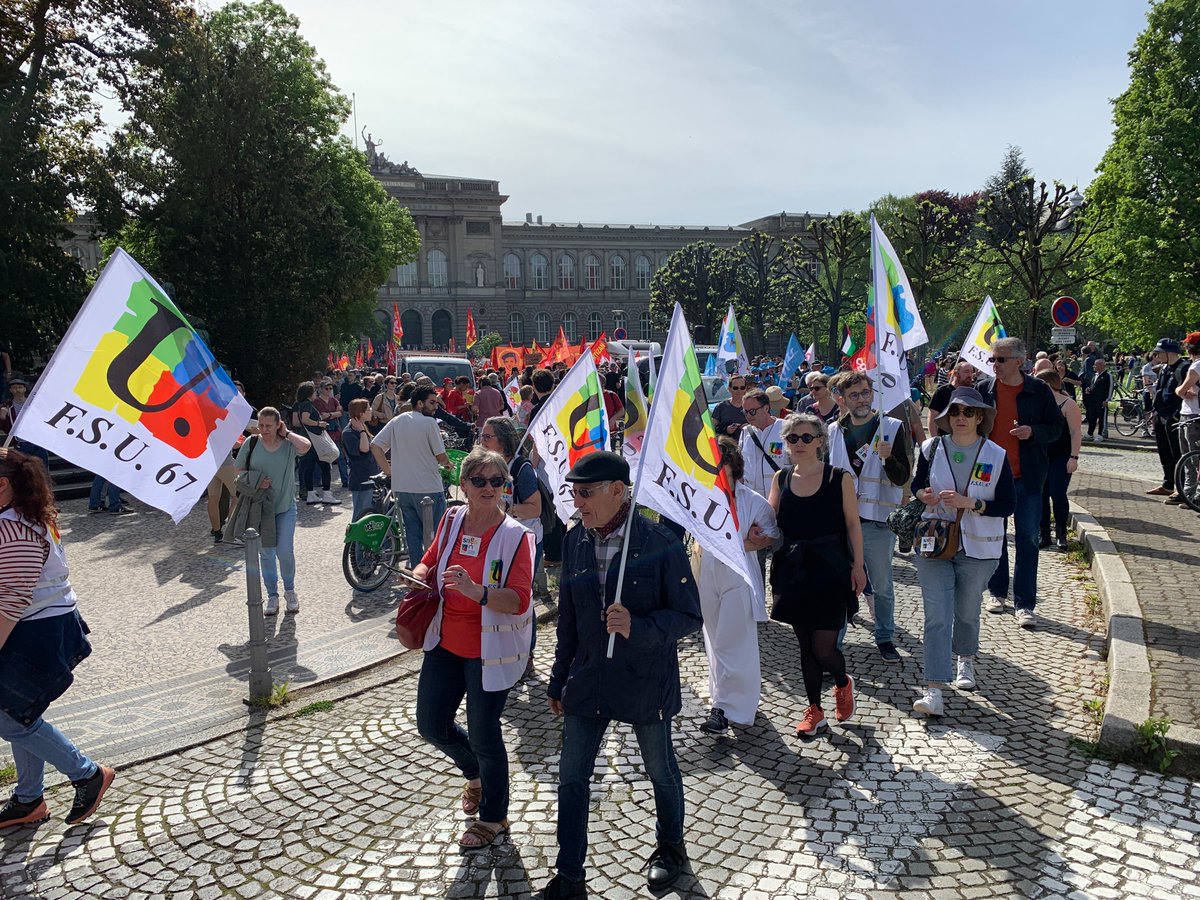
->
[342, 473, 407, 591]
[1112, 395, 1153, 438]
[1173, 419, 1200, 513]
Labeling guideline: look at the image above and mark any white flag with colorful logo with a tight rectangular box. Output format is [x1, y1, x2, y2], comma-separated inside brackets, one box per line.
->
[716, 304, 750, 375]
[868, 215, 917, 413]
[958, 295, 1007, 376]
[621, 345, 650, 468]
[504, 375, 522, 413]
[870, 215, 928, 350]
[634, 304, 753, 589]
[12, 248, 251, 522]
[527, 350, 610, 524]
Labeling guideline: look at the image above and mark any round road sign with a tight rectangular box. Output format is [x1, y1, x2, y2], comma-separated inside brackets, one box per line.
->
[613, 327, 627, 340]
[1051, 296, 1079, 328]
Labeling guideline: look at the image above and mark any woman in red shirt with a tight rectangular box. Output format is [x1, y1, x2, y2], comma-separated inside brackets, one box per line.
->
[410, 447, 534, 850]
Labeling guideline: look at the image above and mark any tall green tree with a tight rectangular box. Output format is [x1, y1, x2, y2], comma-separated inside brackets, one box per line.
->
[1087, 0, 1200, 344]
[112, 0, 418, 402]
[727, 231, 791, 354]
[648, 241, 736, 344]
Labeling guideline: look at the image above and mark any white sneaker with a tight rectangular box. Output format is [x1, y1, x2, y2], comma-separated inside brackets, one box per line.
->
[954, 656, 976, 691]
[305, 491, 321, 505]
[320, 490, 341, 504]
[1015, 608, 1036, 629]
[985, 596, 1006, 614]
[264, 595, 279, 616]
[284, 590, 299, 614]
[913, 687, 944, 717]
[1095, 434, 1105, 443]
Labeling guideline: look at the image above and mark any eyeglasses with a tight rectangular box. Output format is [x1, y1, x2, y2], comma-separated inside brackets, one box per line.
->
[321, 384, 333, 389]
[785, 432, 819, 445]
[570, 482, 611, 499]
[988, 356, 1012, 364]
[744, 404, 766, 415]
[947, 405, 979, 419]
[467, 475, 507, 488]
[844, 389, 872, 402]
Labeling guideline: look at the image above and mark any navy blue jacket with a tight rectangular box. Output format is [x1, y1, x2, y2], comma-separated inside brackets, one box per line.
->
[974, 374, 1063, 489]
[548, 512, 701, 725]
[0, 611, 91, 726]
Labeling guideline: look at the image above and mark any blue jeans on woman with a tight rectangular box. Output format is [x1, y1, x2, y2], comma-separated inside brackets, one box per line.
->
[914, 551, 1000, 684]
[88, 476, 123, 511]
[555, 714, 685, 882]
[0, 708, 97, 803]
[259, 506, 298, 599]
[415, 644, 513, 823]
[298, 447, 330, 495]
[350, 489, 374, 521]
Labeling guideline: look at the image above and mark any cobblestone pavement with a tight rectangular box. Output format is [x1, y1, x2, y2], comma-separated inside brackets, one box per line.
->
[5, 535, 1199, 898]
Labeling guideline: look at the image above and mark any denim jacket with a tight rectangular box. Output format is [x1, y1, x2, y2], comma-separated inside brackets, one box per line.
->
[548, 513, 702, 725]
[0, 611, 92, 726]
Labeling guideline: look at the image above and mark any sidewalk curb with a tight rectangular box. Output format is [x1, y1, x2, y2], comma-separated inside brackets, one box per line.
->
[1069, 501, 1200, 762]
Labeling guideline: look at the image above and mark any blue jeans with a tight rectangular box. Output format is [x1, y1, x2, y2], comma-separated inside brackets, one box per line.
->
[350, 489, 374, 521]
[88, 476, 122, 511]
[1041, 455, 1072, 542]
[0, 708, 97, 802]
[259, 506, 298, 598]
[298, 447, 330, 494]
[336, 450, 350, 488]
[987, 477, 1043, 611]
[415, 645, 512, 823]
[396, 490, 446, 561]
[861, 520, 896, 644]
[556, 714, 685, 882]
[914, 551, 999, 684]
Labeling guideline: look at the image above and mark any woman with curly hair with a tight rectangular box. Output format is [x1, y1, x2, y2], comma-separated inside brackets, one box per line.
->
[0, 448, 115, 829]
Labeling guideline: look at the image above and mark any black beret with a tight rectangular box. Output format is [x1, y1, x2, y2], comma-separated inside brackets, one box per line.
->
[565, 450, 631, 485]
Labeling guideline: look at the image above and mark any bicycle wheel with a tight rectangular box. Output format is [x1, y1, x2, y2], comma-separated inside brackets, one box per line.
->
[343, 528, 400, 592]
[1113, 401, 1142, 437]
[1174, 450, 1200, 513]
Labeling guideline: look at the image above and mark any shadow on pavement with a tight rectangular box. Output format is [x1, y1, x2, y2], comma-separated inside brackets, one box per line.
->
[445, 839, 533, 899]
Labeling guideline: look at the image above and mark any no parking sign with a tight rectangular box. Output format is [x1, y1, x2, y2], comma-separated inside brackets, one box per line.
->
[1051, 296, 1080, 327]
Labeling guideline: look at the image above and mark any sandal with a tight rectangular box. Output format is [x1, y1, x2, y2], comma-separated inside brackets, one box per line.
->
[461, 783, 482, 815]
[458, 819, 509, 851]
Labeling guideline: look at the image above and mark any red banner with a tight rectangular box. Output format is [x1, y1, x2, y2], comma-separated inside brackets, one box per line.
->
[466, 309, 477, 349]
[390, 302, 403, 375]
[491, 344, 526, 372]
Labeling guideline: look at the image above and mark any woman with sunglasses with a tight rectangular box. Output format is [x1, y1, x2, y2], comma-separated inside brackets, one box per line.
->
[410, 447, 534, 851]
[767, 413, 866, 738]
[796, 373, 839, 424]
[910, 387, 1015, 716]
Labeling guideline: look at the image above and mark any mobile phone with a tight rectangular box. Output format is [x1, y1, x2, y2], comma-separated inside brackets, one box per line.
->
[396, 568, 426, 590]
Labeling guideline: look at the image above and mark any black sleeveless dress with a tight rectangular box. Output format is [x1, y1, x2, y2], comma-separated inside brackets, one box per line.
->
[769, 464, 857, 630]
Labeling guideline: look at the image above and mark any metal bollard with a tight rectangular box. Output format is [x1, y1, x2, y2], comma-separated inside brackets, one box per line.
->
[242, 528, 273, 702]
[420, 495, 435, 552]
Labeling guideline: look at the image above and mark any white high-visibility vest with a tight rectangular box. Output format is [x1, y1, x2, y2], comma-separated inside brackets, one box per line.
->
[828, 415, 904, 523]
[920, 437, 1007, 559]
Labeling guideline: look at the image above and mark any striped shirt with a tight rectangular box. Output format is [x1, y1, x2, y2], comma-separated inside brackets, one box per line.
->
[0, 517, 50, 622]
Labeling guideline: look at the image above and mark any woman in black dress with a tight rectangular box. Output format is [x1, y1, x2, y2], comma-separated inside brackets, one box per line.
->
[767, 413, 866, 737]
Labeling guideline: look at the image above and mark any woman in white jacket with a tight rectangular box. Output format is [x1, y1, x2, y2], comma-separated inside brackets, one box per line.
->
[697, 437, 780, 735]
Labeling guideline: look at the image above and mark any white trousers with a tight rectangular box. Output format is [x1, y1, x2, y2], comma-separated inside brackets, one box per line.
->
[698, 562, 762, 726]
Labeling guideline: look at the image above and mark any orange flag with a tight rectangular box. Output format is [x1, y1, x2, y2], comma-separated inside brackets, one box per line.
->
[466, 309, 478, 349]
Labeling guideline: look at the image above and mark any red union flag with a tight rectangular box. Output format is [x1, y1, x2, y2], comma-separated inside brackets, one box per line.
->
[466, 309, 477, 349]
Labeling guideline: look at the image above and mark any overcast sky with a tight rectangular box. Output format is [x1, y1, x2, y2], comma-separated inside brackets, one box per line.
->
[249, 0, 1149, 226]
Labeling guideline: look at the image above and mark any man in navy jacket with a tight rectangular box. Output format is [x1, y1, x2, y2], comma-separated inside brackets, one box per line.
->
[541, 452, 701, 899]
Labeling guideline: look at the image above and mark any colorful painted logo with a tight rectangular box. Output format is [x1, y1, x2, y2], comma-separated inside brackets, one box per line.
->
[488, 559, 503, 587]
[554, 371, 608, 467]
[767, 441, 783, 457]
[972, 462, 994, 483]
[75, 278, 238, 458]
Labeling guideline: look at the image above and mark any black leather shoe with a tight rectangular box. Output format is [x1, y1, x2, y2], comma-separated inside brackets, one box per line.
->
[539, 873, 587, 899]
[646, 840, 687, 889]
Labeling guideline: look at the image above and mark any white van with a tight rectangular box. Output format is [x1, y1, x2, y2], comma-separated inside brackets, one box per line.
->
[398, 355, 475, 389]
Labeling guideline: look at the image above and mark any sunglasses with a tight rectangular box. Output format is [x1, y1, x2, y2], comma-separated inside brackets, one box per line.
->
[786, 433, 819, 445]
[730, 385, 747, 391]
[570, 482, 611, 499]
[988, 356, 1013, 364]
[947, 405, 979, 419]
[467, 475, 507, 488]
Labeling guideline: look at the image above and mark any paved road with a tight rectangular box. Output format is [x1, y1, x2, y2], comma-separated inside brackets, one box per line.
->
[5, 517, 1198, 898]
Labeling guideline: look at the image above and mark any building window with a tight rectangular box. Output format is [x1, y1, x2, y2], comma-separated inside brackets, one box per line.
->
[588, 311, 603, 341]
[562, 312, 578, 343]
[400, 309, 423, 348]
[503, 254, 521, 289]
[397, 261, 417, 294]
[432, 309, 453, 348]
[640, 310, 653, 341]
[530, 253, 548, 290]
[557, 254, 576, 290]
[613, 310, 627, 335]
[466, 220, 491, 235]
[535, 312, 551, 345]
[635, 255, 652, 290]
[509, 312, 525, 344]
[583, 255, 601, 290]
[609, 255, 627, 290]
[428, 249, 448, 293]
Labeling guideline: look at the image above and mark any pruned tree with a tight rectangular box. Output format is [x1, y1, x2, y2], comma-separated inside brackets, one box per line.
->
[648, 240, 736, 344]
[726, 230, 792, 354]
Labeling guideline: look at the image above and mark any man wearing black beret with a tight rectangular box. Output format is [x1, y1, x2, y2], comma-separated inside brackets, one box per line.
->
[539, 451, 702, 899]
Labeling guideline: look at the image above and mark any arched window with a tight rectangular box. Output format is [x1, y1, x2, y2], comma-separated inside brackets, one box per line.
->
[583, 255, 601, 290]
[609, 255, 627, 290]
[557, 254, 576, 290]
[562, 312, 578, 342]
[639, 310, 653, 341]
[397, 261, 417, 293]
[428, 249, 448, 293]
[401, 309, 423, 348]
[535, 312, 551, 345]
[635, 255, 652, 290]
[503, 254, 521, 289]
[613, 310, 627, 335]
[530, 253, 548, 290]
[432, 309, 453, 348]
[509, 312, 525, 344]
[588, 311, 603, 341]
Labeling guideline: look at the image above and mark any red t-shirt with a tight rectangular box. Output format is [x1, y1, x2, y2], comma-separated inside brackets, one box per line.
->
[444, 388, 466, 417]
[420, 519, 533, 659]
[993, 380, 1022, 480]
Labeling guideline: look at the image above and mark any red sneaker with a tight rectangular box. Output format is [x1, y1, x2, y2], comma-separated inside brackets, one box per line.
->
[834, 674, 856, 722]
[794, 705, 827, 737]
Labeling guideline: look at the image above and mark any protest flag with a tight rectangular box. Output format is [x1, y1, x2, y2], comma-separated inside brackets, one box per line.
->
[621, 344, 649, 467]
[958, 295, 1007, 375]
[717, 304, 750, 375]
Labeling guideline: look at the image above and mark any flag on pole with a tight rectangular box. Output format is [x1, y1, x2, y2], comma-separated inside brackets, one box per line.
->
[840, 324, 857, 357]
[805, 342, 816, 365]
[958, 295, 1007, 375]
[703, 352, 717, 376]
[503, 374, 522, 412]
[390, 302, 403, 375]
[367, 338, 375, 363]
[448, 337, 456, 353]
[527, 351, 611, 524]
[621, 345, 650, 467]
[633, 303, 753, 588]
[466, 309, 478, 349]
[868, 214, 916, 412]
[779, 333, 804, 388]
[11, 248, 251, 523]
[355, 346, 364, 369]
[717, 304, 750, 375]
[338, 352, 349, 370]
[646, 349, 658, 406]
[589, 331, 612, 367]
[870, 214, 928, 349]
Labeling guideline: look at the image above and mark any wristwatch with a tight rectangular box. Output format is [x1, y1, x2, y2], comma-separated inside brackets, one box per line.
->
[480, 586, 489, 607]
[973, 498, 985, 513]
